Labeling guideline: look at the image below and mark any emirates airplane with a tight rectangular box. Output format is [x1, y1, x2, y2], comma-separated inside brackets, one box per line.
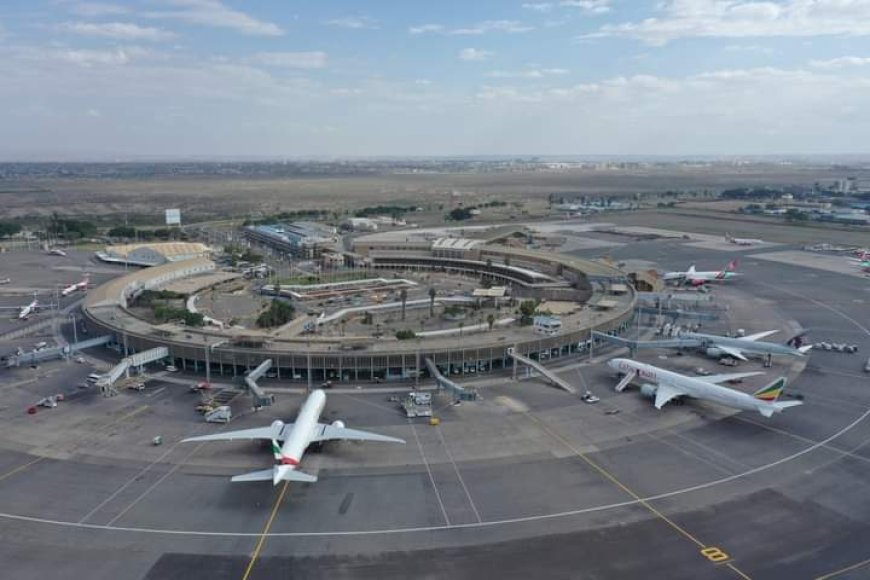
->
[183, 389, 405, 485]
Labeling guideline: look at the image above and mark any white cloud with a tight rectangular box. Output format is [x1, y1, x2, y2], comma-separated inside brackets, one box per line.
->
[63, 22, 176, 42]
[409, 24, 444, 35]
[459, 48, 494, 62]
[325, 16, 378, 30]
[559, 0, 610, 14]
[56, 48, 134, 66]
[251, 52, 328, 69]
[68, 2, 129, 17]
[415, 79, 433, 85]
[86, 108, 102, 117]
[588, 0, 870, 45]
[146, 0, 283, 37]
[522, 3, 554, 12]
[810, 56, 870, 69]
[724, 44, 775, 55]
[486, 67, 568, 78]
[411, 20, 532, 35]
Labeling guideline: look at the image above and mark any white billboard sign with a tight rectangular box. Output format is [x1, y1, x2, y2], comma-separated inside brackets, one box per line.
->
[165, 209, 181, 225]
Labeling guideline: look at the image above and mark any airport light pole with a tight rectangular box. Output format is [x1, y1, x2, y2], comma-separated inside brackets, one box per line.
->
[69, 313, 78, 346]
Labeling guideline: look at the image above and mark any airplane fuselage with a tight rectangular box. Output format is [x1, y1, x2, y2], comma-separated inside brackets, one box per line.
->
[279, 389, 327, 466]
[609, 358, 780, 415]
[682, 332, 807, 358]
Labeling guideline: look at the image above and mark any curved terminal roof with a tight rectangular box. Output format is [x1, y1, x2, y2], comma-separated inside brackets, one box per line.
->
[104, 242, 210, 260]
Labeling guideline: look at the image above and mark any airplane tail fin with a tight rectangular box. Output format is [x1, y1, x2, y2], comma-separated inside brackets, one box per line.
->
[726, 259, 739, 272]
[798, 345, 813, 354]
[687, 264, 696, 275]
[271, 439, 282, 461]
[753, 377, 787, 402]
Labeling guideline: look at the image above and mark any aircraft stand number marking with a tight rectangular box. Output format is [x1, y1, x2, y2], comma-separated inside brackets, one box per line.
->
[701, 547, 730, 562]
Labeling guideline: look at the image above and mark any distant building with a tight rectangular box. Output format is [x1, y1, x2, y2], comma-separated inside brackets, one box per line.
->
[96, 242, 211, 267]
[243, 222, 337, 259]
[341, 218, 379, 232]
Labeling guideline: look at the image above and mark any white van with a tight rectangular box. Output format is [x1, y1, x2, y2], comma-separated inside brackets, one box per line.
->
[87, 373, 103, 383]
[165, 364, 178, 372]
[34, 341, 48, 351]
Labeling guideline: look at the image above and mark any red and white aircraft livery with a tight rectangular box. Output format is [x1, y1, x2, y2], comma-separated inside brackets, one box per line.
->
[662, 260, 741, 286]
[61, 275, 90, 297]
[18, 296, 40, 320]
[183, 389, 405, 485]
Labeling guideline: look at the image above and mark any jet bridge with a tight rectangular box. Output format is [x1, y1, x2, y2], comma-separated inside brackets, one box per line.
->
[97, 346, 169, 390]
[424, 358, 477, 401]
[507, 348, 576, 394]
[4, 335, 112, 368]
[243, 359, 274, 408]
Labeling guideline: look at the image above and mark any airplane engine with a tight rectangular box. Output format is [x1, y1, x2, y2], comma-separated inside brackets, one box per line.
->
[271, 420, 285, 432]
[331, 420, 346, 430]
[640, 384, 657, 399]
[705, 347, 723, 358]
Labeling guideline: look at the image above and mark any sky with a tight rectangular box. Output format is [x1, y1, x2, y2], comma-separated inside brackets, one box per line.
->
[2, 0, 870, 159]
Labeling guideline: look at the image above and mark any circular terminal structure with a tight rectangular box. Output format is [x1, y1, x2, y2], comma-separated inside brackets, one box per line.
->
[82, 237, 637, 383]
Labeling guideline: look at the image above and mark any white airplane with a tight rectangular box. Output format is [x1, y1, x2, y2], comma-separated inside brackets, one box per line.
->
[61, 274, 90, 297]
[17, 295, 40, 320]
[608, 358, 802, 418]
[725, 233, 763, 246]
[183, 389, 405, 485]
[0, 278, 10, 285]
[47, 248, 67, 257]
[596, 329, 812, 361]
[662, 260, 741, 286]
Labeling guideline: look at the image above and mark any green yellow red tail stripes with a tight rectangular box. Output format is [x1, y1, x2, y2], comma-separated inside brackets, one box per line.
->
[753, 377, 787, 402]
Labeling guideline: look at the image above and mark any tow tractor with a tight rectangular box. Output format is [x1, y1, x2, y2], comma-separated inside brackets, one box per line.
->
[580, 391, 600, 404]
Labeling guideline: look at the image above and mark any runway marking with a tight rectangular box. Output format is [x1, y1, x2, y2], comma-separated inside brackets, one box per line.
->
[0, 404, 150, 485]
[104, 441, 208, 527]
[435, 425, 482, 523]
[815, 556, 870, 580]
[733, 416, 870, 466]
[0, 457, 45, 484]
[521, 410, 752, 579]
[409, 421, 451, 526]
[241, 481, 289, 580]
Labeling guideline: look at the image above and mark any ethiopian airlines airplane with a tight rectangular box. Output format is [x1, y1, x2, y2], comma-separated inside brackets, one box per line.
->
[183, 389, 405, 485]
[662, 260, 741, 286]
[608, 358, 802, 418]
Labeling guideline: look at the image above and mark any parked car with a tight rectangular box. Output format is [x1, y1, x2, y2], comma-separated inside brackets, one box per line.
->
[165, 365, 178, 372]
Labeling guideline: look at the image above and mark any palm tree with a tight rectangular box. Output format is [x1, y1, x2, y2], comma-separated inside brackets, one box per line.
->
[487, 313, 495, 331]
[428, 287, 436, 317]
[400, 288, 408, 321]
[458, 321, 465, 337]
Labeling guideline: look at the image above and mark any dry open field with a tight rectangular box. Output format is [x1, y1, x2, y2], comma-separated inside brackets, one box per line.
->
[2, 163, 867, 222]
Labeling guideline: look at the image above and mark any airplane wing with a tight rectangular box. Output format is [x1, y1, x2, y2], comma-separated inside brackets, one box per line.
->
[702, 371, 765, 384]
[654, 383, 687, 409]
[182, 423, 290, 443]
[714, 344, 748, 361]
[743, 330, 779, 342]
[312, 423, 405, 444]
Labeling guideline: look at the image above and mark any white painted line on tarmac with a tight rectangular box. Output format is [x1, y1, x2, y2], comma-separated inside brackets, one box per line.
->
[435, 425, 482, 523]
[409, 421, 451, 527]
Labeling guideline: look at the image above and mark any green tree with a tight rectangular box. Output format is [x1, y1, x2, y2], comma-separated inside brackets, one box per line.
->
[0, 221, 22, 238]
[428, 287, 436, 317]
[487, 313, 496, 331]
[395, 329, 416, 340]
[518, 300, 537, 324]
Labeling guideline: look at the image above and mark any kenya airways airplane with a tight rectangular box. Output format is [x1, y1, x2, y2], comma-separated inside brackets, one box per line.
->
[725, 233, 763, 246]
[61, 274, 90, 297]
[663, 260, 742, 286]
